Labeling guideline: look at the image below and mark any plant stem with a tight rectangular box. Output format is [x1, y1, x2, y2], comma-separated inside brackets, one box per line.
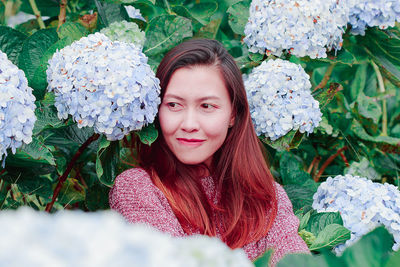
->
[314, 146, 348, 182]
[163, 0, 171, 14]
[307, 155, 321, 174]
[371, 61, 388, 136]
[57, 0, 68, 31]
[313, 63, 336, 92]
[45, 133, 100, 212]
[28, 0, 45, 29]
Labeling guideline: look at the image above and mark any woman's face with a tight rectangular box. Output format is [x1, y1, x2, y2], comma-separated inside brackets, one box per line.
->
[159, 66, 234, 167]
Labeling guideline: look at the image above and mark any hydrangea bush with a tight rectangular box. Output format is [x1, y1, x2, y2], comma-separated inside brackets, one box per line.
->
[243, 0, 350, 58]
[100, 21, 145, 48]
[46, 32, 160, 141]
[0, 207, 253, 267]
[348, 0, 400, 35]
[0, 50, 36, 161]
[244, 59, 322, 140]
[313, 174, 400, 253]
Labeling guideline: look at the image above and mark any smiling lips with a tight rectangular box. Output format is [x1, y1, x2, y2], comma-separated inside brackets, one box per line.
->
[177, 138, 205, 146]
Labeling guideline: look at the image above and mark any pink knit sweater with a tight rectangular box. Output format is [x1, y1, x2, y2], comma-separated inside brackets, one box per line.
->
[109, 168, 309, 266]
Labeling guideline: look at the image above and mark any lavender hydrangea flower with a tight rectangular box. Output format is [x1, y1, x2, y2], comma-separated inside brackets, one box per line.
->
[0, 50, 36, 161]
[244, 59, 322, 141]
[347, 0, 400, 35]
[313, 174, 400, 253]
[0, 207, 253, 267]
[243, 0, 350, 58]
[46, 33, 161, 141]
[100, 21, 145, 49]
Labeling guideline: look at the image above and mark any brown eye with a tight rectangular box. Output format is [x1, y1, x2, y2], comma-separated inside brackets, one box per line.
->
[201, 103, 214, 109]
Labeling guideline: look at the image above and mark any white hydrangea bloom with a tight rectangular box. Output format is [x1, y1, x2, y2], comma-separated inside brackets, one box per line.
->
[0, 207, 253, 267]
[347, 0, 400, 35]
[244, 59, 322, 141]
[244, 0, 350, 58]
[47, 33, 161, 141]
[100, 21, 145, 49]
[0, 50, 36, 161]
[313, 174, 400, 253]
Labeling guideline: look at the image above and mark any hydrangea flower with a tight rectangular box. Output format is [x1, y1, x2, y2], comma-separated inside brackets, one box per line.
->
[243, 0, 350, 58]
[100, 21, 145, 49]
[313, 174, 400, 253]
[244, 59, 322, 141]
[47, 33, 161, 141]
[124, 5, 146, 21]
[0, 50, 36, 161]
[347, 0, 400, 35]
[0, 207, 253, 267]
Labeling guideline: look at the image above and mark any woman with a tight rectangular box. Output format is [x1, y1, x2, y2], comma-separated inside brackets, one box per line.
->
[109, 39, 309, 265]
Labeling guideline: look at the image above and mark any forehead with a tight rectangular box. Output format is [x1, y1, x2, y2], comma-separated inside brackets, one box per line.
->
[164, 66, 230, 100]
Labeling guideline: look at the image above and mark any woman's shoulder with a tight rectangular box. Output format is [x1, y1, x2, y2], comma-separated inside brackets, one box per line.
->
[114, 167, 153, 188]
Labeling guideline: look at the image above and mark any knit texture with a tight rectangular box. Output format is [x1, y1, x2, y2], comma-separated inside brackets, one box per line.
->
[109, 168, 309, 266]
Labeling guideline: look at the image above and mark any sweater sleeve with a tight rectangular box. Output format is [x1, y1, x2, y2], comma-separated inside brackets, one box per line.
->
[264, 183, 310, 266]
[109, 168, 185, 237]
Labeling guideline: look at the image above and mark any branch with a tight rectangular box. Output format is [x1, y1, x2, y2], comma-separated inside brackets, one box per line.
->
[313, 63, 336, 92]
[307, 155, 321, 174]
[314, 146, 348, 182]
[28, 0, 45, 29]
[371, 61, 388, 136]
[45, 133, 100, 212]
[57, 0, 68, 31]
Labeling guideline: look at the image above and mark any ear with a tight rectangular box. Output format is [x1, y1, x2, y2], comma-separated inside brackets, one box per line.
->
[229, 114, 235, 128]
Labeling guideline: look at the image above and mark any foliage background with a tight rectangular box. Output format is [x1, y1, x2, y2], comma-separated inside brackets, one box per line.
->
[0, 0, 399, 265]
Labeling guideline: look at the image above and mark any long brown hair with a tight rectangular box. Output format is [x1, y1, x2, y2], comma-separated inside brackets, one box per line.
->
[138, 39, 277, 248]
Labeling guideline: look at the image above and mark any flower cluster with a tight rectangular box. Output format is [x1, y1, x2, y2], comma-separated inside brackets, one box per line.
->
[347, 0, 400, 35]
[0, 50, 36, 161]
[244, 59, 322, 141]
[100, 21, 145, 49]
[313, 174, 400, 253]
[243, 0, 349, 58]
[0, 207, 253, 267]
[47, 33, 161, 141]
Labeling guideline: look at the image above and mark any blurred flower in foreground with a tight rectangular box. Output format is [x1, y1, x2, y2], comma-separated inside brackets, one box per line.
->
[0, 50, 36, 162]
[243, 0, 349, 58]
[347, 0, 400, 35]
[100, 21, 146, 49]
[0, 207, 253, 267]
[47, 33, 160, 141]
[313, 174, 400, 253]
[244, 59, 322, 141]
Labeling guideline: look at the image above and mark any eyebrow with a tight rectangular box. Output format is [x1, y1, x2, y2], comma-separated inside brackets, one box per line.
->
[163, 94, 221, 101]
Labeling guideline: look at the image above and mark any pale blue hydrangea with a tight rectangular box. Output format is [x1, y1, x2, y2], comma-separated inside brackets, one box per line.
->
[124, 5, 146, 21]
[100, 21, 145, 49]
[313, 174, 400, 253]
[347, 0, 400, 35]
[244, 0, 350, 58]
[244, 59, 322, 141]
[0, 50, 36, 161]
[0, 207, 253, 267]
[47, 33, 161, 141]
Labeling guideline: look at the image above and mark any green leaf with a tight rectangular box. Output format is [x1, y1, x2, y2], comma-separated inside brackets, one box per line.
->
[254, 249, 273, 267]
[31, 37, 73, 99]
[305, 212, 343, 236]
[143, 15, 192, 57]
[283, 184, 317, 211]
[279, 152, 311, 185]
[95, 0, 129, 27]
[57, 22, 89, 41]
[194, 18, 222, 39]
[350, 64, 368, 101]
[11, 137, 56, 166]
[344, 157, 380, 181]
[17, 175, 53, 199]
[341, 226, 394, 267]
[85, 182, 110, 211]
[18, 28, 59, 85]
[356, 92, 382, 124]
[309, 224, 351, 251]
[298, 210, 312, 231]
[96, 136, 120, 187]
[33, 95, 65, 135]
[263, 130, 305, 151]
[385, 250, 400, 267]
[57, 178, 86, 205]
[227, 0, 250, 35]
[188, 1, 218, 25]
[135, 123, 158, 145]
[277, 252, 341, 267]
[0, 26, 26, 65]
[313, 83, 343, 110]
[20, 0, 61, 17]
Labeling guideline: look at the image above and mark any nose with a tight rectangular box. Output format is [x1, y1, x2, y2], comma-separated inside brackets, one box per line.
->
[181, 109, 200, 132]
